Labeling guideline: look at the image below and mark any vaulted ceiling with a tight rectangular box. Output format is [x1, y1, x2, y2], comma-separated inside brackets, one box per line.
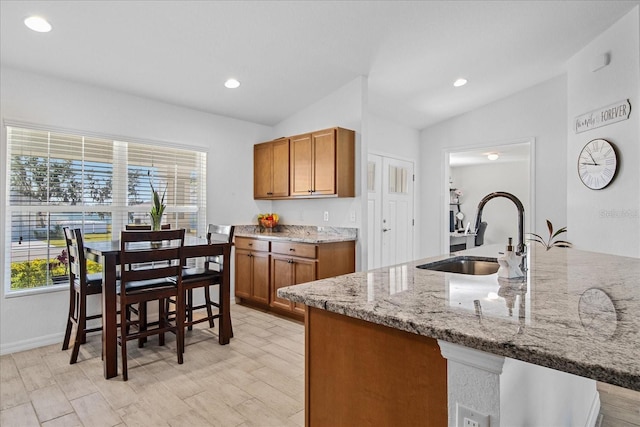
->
[1, 1, 638, 129]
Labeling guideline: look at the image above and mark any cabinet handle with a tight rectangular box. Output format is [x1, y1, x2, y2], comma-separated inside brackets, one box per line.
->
[383, 228, 391, 232]
[248, 243, 253, 246]
[289, 248, 295, 252]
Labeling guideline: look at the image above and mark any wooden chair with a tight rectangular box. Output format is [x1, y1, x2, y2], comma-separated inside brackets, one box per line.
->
[180, 225, 235, 336]
[125, 223, 171, 230]
[62, 227, 103, 364]
[118, 229, 185, 381]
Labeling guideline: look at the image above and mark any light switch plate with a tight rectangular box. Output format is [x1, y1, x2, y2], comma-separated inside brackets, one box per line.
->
[323, 211, 329, 221]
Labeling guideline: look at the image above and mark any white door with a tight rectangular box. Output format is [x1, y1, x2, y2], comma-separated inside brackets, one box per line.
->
[368, 154, 414, 269]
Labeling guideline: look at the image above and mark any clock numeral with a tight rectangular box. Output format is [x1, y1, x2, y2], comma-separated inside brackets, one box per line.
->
[604, 148, 612, 157]
[603, 167, 614, 178]
[605, 158, 615, 165]
[593, 140, 600, 151]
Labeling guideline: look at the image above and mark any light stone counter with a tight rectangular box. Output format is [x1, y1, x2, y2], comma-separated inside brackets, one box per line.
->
[234, 225, 357, 243]
[278, 245, 640, 391]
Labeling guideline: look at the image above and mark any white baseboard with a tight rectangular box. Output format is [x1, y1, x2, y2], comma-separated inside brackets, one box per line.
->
[0, 332, 65, 356]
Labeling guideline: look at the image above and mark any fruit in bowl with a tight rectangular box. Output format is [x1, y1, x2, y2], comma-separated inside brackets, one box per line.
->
[258, 213, 279, 229]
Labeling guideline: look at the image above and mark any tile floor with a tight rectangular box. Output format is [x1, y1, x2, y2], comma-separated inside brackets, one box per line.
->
[0, 305, 305, 427]
[2, 303, 638, 427]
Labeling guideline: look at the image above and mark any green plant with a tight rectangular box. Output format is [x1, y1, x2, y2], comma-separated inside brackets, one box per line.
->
[148, 172, 167, 230]
[527, 220, 572, 250]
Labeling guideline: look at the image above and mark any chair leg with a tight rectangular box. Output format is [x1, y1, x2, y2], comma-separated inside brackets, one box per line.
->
[62, 289, 77, 351]
[187, 289, 193, 331]
[176, 292, 184, 364]
[70, 292, 88, 364]
[204, 286, 214, 328]
[158, 299, 165, 347]
[120, 303, 129, 381]
[138, 302, 147, 348]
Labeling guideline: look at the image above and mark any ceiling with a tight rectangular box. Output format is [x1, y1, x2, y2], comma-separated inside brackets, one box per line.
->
[450, 142, 530, 167]
[1, 1, 639, 129]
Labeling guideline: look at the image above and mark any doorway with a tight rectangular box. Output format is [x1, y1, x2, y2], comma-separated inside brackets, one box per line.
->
[368, 154, 415, 269]
[443, 139, 534, 254]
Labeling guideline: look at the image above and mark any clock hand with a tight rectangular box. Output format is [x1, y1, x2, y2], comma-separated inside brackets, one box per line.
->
[580, 162, 598, 166]
[587, 151, 599, 166]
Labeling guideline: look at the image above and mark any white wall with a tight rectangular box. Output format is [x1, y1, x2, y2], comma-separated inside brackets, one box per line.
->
[0, 66, 271, 354]
[420, 75, 567, 258]
[269, 77, 367, 269]
[451, 160, 529, 247]
[567, 7, 640, 258]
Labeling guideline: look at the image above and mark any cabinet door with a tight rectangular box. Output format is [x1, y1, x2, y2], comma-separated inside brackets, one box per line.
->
[251, 250, 270, 304]
[254, 142, 273, 199]
[235, 248, 253, 299]
[312, 129, 336, 195]
[290, 133, 313, 196]
[292, 258, 316, 315]
[271, 139, 290, 197]
[270, 255, 295, 311]
[271, 254, 317, 313]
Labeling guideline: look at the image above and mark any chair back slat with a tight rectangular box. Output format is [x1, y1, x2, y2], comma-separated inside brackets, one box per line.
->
[120, 230, 185, 287]
[125, 224, 171, 230]
[205, 225, 234, 266]
[63, 227, 87, 284]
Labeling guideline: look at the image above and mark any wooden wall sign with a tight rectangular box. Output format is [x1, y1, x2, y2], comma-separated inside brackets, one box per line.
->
[575, 99, 631, 133]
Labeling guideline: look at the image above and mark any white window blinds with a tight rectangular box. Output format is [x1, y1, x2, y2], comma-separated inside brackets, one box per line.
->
[5, 124, 207, 292]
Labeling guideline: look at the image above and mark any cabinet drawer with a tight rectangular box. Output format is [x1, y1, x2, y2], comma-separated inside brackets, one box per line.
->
[271, 241, 317, 259]
[235, 237, 270, 252]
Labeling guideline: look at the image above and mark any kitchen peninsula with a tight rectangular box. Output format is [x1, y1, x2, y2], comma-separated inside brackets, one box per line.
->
[278, 245, 640, 425]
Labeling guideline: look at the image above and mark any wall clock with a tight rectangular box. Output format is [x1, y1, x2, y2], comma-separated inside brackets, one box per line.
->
[577, 138, 618, 190]
[578, 288, 617, 340]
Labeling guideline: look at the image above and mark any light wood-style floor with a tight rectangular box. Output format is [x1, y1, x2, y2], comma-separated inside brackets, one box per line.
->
[0, 304, 305, 427]
[2, 303, 638, 427]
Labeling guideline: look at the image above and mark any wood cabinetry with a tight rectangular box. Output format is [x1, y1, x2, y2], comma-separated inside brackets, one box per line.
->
[234, 237, 270, 305]
[290, 127, 354, 198]
[270, 242, 318, 315]
[234, 237, 356, 320]
[253, 127, 354, 200]
[254, 138, 290, 199]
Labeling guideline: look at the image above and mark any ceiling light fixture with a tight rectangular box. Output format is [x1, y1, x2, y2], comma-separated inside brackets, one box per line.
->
[224, 78, 240, 89]
[487, 153, 499, 161]
[24, 16, 52, 33]
[453, 78, 467, 87]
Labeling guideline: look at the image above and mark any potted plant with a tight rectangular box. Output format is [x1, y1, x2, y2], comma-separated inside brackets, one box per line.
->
[149, 173, 167, 231]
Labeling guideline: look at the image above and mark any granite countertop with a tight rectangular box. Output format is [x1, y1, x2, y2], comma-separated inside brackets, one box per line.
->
[278, 244, 640, 391]
[234, 225, 357, 244]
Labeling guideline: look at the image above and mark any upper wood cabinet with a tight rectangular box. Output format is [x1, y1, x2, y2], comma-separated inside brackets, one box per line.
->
[253, 127, 354, 200]
[254, 138, 290, 199]
[290, 127, 355, 198]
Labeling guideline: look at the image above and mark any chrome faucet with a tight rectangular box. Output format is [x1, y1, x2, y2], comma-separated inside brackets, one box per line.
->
[474, 191, 526, 266]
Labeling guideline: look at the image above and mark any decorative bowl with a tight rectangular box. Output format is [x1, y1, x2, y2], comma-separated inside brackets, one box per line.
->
[259, 218, 278, 229]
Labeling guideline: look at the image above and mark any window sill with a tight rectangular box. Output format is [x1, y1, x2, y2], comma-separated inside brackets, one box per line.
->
[5, 283, 67, 299]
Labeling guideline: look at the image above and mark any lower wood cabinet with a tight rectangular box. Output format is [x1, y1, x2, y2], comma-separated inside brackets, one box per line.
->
[234, 237, 355, 320]
[234, 237, 270, 305]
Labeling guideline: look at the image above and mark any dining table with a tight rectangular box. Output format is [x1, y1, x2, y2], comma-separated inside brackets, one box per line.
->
[84, 236, 232, 379]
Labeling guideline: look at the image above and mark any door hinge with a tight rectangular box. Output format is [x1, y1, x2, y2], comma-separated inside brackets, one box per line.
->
[413, 174, 415, 182]
[412, 219, 415, 226]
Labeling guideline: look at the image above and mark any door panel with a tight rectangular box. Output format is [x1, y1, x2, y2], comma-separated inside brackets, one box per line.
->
[252, 251, 270, 304]
[369, 155, 414, 269]
[271, 139, 290, 197]
[290, 134, 312, 196]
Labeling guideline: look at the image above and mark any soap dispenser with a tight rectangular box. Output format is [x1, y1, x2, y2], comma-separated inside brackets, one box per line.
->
[497, 237, 524, 279]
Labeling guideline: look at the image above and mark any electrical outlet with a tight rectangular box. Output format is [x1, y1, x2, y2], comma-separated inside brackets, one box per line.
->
[456, 403, 489, 427]
[323, 211, 329, 221]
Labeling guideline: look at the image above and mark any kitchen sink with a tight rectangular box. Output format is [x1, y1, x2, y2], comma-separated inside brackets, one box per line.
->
[417, 256, 499, 275]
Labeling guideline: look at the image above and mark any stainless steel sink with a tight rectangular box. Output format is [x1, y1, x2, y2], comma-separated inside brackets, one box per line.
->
[417, 256, 499, 275]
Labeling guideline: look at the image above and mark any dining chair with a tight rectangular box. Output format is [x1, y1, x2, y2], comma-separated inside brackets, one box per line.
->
[118, 229, 186, 381]
[179, 224, 235, 337]
[62, 227, 104, 364]
[125, 223, 171, 230]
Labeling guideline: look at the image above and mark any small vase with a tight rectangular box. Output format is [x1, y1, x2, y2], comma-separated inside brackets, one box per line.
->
[151, 214, 163, 231]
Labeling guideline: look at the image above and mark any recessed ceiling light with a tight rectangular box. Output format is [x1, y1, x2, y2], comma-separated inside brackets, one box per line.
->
[24, 16, 52, 33]
[487, 153, 499, 161]
[224, 78, 240, 89]
[453, 78, 467, 87]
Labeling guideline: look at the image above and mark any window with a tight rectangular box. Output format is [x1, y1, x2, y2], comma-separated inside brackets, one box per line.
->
[5, 124, 207, 293]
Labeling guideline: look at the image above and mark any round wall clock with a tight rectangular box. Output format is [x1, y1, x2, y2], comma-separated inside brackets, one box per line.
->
[577, 138, 618, 190]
